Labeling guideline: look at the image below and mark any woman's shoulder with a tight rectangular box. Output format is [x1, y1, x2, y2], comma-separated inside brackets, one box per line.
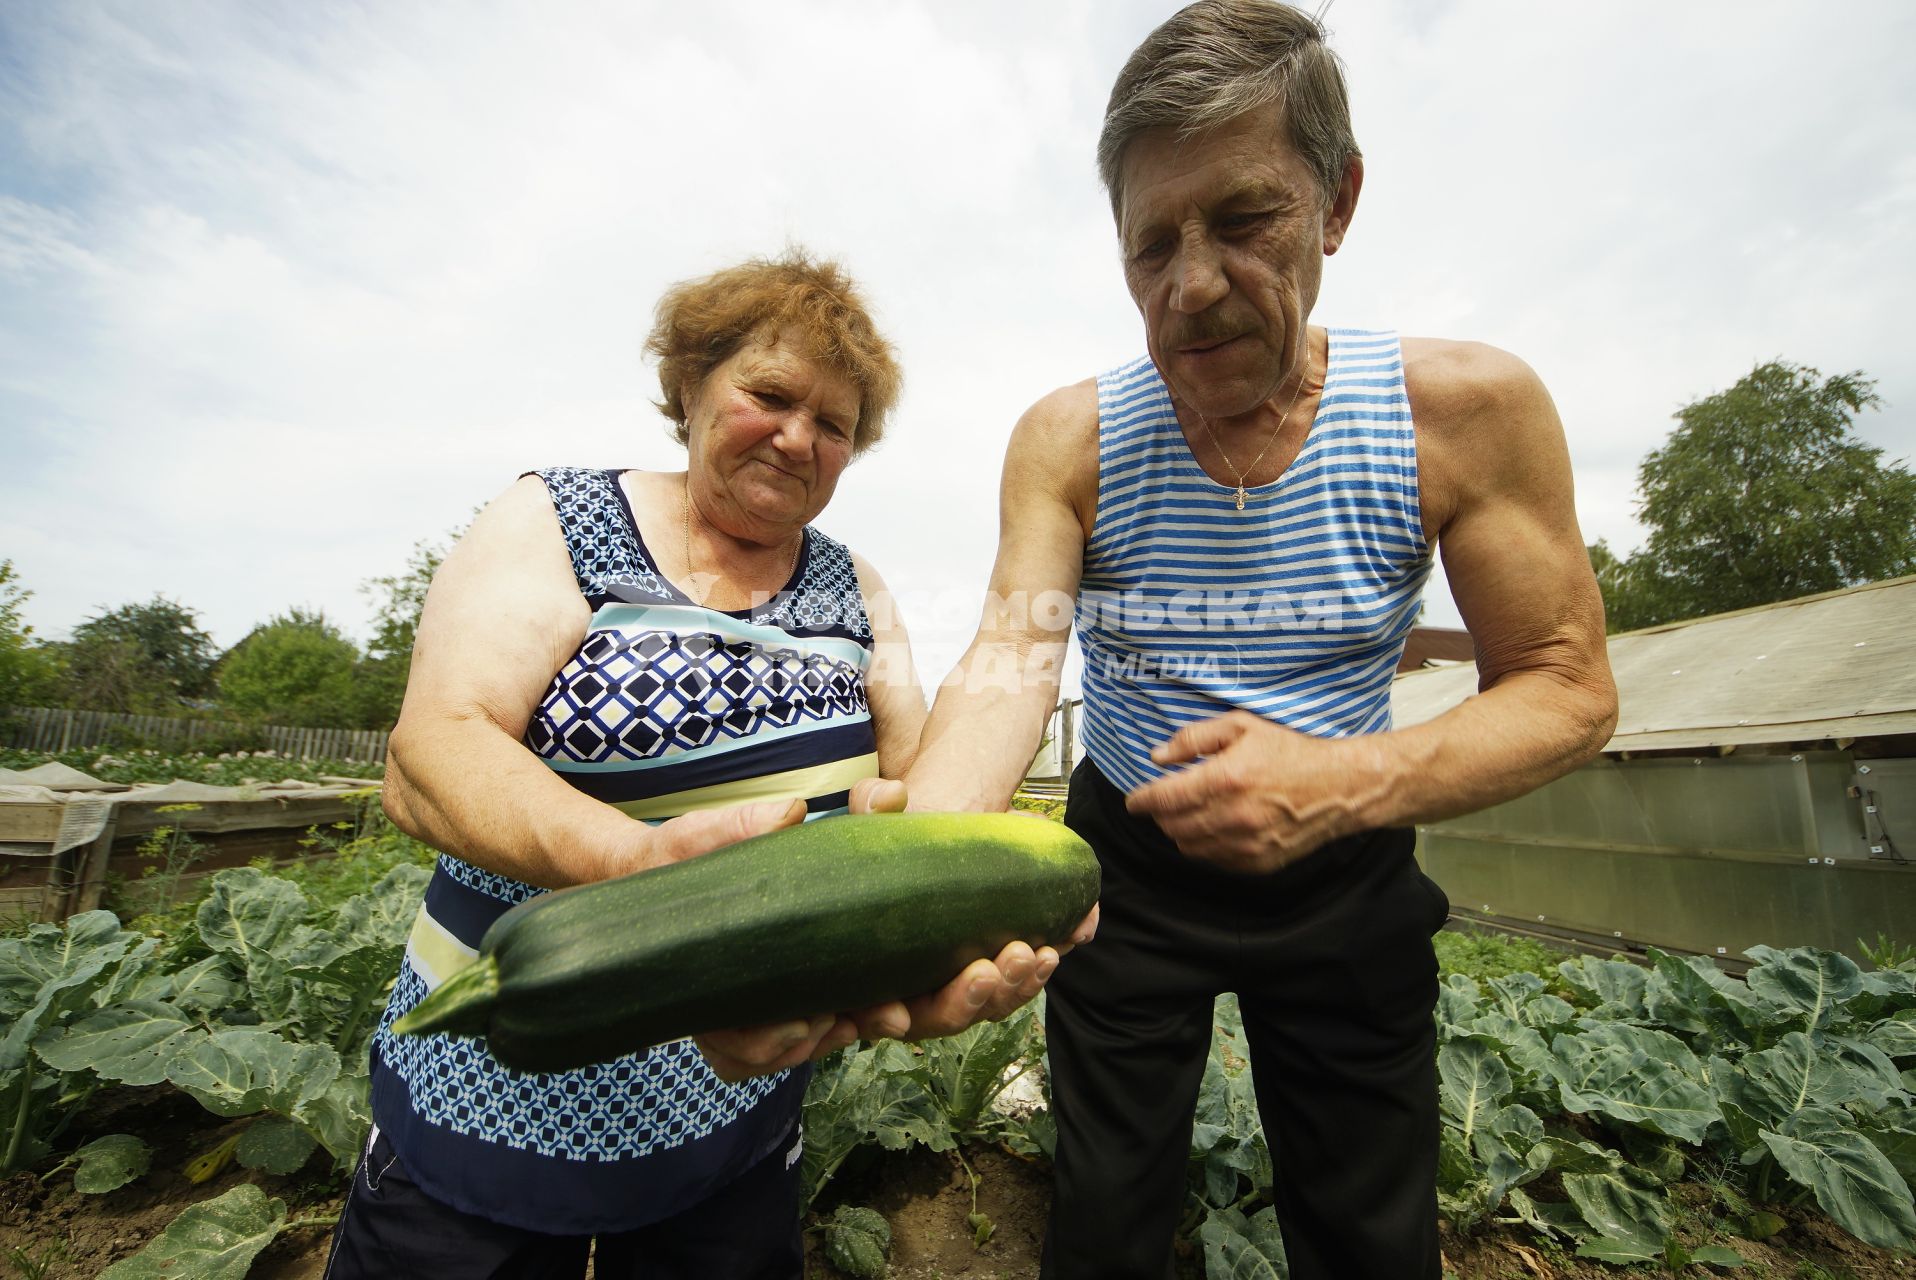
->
[519, 466, 636, 502]
[796, 525, 862, 596]
[521, 467, 664, 535]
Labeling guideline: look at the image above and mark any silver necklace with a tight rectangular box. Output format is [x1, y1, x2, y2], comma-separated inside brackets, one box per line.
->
[1190, 360, 1315, 510]
[682, 481, 802, 604]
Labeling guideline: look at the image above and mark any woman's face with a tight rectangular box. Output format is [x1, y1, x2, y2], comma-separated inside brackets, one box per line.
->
[683, 329, 861, 539]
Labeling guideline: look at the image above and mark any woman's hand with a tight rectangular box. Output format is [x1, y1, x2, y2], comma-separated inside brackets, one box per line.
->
[693, 777, 1100, 1083]
[637, 797, 808, 875]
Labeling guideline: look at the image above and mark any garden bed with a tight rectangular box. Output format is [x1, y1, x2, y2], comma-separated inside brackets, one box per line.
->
[0, 1086, 342, 1280]
[11, 1076, 1908, 1280]
[0, 749, 387, 926]
[0, 765, 1910, 1278]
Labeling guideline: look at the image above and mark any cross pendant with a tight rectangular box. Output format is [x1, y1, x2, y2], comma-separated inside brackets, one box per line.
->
[1234, 485, 1247, 511]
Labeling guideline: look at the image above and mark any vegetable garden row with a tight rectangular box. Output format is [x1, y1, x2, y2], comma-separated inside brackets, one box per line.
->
[0, 758, 1912, 1277]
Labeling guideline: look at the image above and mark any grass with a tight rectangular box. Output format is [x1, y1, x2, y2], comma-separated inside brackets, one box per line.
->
[5, 1242, 67, 1280]
[1433, 925, 1580, 988]
[112, 801, 434, 946]
[1858, 933, 1916, 971]
[264, 814, 437, 908]
[1010, 792, 1066, 822]
[0, 746, 384, 788]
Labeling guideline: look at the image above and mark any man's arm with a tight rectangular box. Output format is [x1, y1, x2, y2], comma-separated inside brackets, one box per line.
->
[1388, 342, 1620, 814]
[907, 381, 1100, 812]
[1129, 343, 1618, 868]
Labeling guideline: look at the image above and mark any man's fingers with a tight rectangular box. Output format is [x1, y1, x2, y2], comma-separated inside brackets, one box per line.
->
[1125, 760, 1216, 818]
[1130, 720, 1256, 816]
[993, 941, 1038, 989]
[846, 1000, 913, 1042]
[1152, 800, 1225, 842]
[696, 1012, 837, 1082]
[980, 942, 1054, 1021]
[1149, 713, 1251, 767]
[810, 1016, 860, 1060]
[901, 957, 1006, 1039]
[703, 933, 1075, 1073]
[699, 1015, 823, 1062]
[849, 776, 908, 815]
[1068, 904, 1099, 948]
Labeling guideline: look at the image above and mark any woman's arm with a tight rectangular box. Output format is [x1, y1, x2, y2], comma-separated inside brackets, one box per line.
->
[851, 551, 927, 779]
[383, 476, 804, 889]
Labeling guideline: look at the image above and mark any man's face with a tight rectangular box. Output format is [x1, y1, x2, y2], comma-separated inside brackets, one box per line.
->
[1117, 104, 1356, 420]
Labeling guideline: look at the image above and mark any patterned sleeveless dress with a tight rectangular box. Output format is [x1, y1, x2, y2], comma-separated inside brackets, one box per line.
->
[367, 466, 879, 1234]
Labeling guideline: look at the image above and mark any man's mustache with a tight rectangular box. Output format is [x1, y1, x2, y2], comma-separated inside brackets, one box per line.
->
[1167, 316, 1251, 349]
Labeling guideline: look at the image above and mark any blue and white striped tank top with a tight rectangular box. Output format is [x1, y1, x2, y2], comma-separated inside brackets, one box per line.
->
[1075, 330, 1431, 794]
[369, 466, 878, 1234]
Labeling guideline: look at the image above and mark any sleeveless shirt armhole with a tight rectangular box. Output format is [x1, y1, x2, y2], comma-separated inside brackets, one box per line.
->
[1087, 376, 1111, 565]
[1086, 356, 1160, 566]
[1380, 333, 1431, 561]
[518, 467, 593, 590]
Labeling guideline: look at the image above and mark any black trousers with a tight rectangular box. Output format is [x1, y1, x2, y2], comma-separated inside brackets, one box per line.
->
[1040, 760, 1446, 1280]
[322, 1123, 804, 1280]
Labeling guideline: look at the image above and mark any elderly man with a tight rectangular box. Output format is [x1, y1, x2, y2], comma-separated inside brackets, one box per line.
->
[906, 2, 1618, 1277]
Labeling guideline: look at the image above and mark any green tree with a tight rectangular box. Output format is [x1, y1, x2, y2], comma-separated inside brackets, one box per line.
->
[355, 527, 460, 729]
[62, 595, 219, 712]
[1584, 539, 1670, 635]
[219, 609, 362, 727]
[0, 560, 64, 708]
[1593, 361, 1916, 631]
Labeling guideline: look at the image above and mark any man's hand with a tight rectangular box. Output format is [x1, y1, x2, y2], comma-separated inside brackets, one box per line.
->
[1125, 711, 1381, 874]
[694, 776, 1099, 1083]
[696, 937, 1097, 1083]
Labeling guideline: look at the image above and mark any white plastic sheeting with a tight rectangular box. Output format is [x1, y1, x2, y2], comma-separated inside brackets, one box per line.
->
[1391, 574, 1916, 752]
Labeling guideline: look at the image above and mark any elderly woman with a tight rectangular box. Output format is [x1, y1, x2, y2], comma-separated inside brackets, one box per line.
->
[323, 252, 1067, 1279]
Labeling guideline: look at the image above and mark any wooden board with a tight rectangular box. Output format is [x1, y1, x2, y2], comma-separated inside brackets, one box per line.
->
[0, 803, 65, 843]
[110, 797, 365, 839]
[0, 882, 54, 924]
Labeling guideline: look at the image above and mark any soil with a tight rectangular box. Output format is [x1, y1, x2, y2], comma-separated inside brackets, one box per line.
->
[805, 1144, 1916, 1280]
[1437, 1220, 1915, 1280]
[5, 1090, 1911, 1280]
[807, 1144, 1054, 1279]
[0, 1086, 342, 1280]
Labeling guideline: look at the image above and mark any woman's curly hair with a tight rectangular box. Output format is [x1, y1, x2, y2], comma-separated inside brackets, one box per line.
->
[646, 249, 903, 456]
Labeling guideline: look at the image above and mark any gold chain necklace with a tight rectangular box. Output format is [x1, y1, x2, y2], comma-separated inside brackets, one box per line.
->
[1190, 359, 1315, 510]
[682, 481, 802, 605]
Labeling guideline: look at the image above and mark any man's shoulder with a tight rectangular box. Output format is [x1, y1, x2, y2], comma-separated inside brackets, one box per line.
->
[1397, 336, 1567, 535]
[1014, 377, 1102, 453]
[1022, 353, 1169, 432]
[1398, 337, 1547, 432]
[1004, 378, 1102, 520]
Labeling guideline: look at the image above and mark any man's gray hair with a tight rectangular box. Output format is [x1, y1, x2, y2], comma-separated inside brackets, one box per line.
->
[1097, 0, 1359, 219]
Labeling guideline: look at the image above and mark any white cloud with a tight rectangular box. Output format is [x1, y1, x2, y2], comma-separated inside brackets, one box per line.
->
[2, 0, 1911, 666]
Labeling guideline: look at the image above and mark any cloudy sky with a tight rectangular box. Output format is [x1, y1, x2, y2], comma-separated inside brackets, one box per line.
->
[2, 0, 1912, 689]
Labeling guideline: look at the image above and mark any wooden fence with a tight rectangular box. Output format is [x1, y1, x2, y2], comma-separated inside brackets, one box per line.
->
[9, 699, 1083, 774]
[1, 707, 389, 764]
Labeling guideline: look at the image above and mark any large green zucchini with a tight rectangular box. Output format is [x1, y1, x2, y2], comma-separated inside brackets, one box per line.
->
[392, 812, 1099, 1073]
